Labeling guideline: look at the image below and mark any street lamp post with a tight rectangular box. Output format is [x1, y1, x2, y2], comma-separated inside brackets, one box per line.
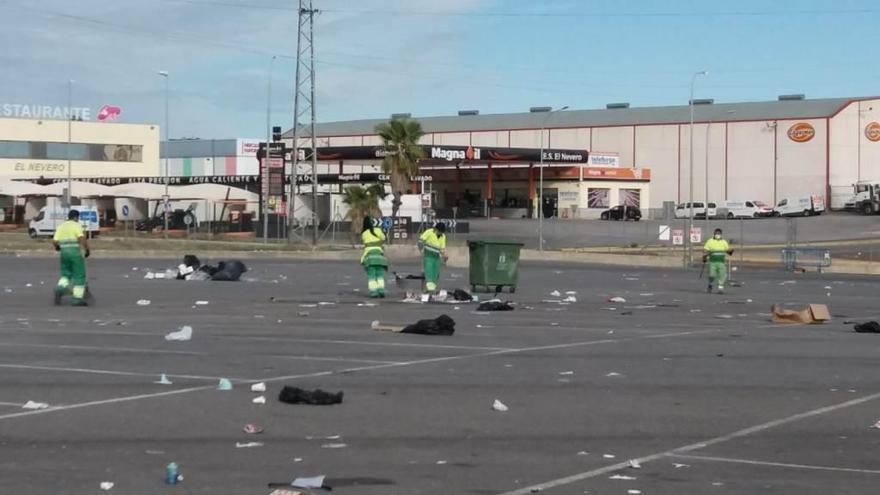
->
[538, 105, 568, 252]
[263, 55, 276, 244]
[157, 71, 170, 239]
[687, 70, 708, 266]
[66, 79, 73, 207]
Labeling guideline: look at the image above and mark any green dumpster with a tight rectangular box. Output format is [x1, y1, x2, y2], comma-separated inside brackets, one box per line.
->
[467, 240, 524, 293]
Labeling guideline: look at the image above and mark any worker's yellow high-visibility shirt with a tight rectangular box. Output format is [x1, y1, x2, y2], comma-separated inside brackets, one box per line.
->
[703, 238, 730, 263]
[419, 229, 446, 255]
[53, 220, 84, 251]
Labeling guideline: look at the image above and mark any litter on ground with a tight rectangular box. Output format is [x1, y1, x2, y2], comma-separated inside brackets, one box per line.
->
[608, 297, 627, 303]
[235, 442, 263, 448]
[609, 474, 636, 480]
[321, 443, 347, 449]
[217, 378, 233, 391]
[155, 374, 172, 385]
[771, 304, 830, 324]
[22, 401, 49, 410]
[99, 482, 114, 490]
[292, 475, 327, 489]
[278, 386, 343, 405]
[251, 382, 266, 392]
[136, 299, 151, 306]
[252, 396, 266, 405]
[164, 326, 193, 341]
[492, 399, 509, 412]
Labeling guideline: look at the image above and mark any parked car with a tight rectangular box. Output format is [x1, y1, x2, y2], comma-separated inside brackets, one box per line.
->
[774, 195, 826, 217]
[719, 200, 774, 218]
[600, 205, 642, 221]
[674, 202, 717, 219]
[28, 206, 100, 238]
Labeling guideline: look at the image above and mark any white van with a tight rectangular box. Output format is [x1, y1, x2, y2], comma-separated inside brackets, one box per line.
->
[28, 206, 100, 238]
[719, 200, 774, 219]
[774, 195, 826, 217]
[674, 202, 717, 219]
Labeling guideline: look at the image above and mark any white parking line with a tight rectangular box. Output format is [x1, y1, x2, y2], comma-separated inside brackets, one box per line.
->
[0, 401, 22, 407]
[0, 364, 243, 382]
[0, 342, 204, 356]
[0, 328, 717, 422]
[669, 453, 880, 475]
[498, 390, 880, 495]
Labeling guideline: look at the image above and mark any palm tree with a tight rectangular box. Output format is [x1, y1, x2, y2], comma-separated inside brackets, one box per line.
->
[375, 118, 425, 242]
[342, 184, 387, 243]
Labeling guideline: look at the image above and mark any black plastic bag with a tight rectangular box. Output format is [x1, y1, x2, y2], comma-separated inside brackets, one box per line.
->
[211, 260, 247, 281]
[854, 321, 880, 333]
[278, 386, 344, 405]
[477, 301, 514, 311]
[401, 315, 456, 335]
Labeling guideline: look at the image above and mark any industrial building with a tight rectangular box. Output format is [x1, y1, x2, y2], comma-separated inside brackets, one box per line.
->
[284, 95, 880, 218]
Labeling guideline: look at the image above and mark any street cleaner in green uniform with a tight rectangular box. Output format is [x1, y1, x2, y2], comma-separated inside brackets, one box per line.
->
[703, 227, 734, 294]
[418, 222, 448, 295]
[360, 216, 388, 298]
[53, 209, 90, 306]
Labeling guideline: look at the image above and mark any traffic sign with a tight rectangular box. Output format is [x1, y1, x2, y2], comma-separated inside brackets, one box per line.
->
[121, 205, 130, 218]
[690, 227, 702, 244]
[672, 229, 684, 246]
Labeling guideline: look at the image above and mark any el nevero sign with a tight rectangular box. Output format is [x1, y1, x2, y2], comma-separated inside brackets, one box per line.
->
[787, 122, 815, 143]
[866, 122, 880, 142]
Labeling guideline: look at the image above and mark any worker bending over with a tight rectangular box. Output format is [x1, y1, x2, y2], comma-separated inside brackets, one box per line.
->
[53, 209, 90, 306]
[703, 227, 734, 294]
[418, 222, 448, 294]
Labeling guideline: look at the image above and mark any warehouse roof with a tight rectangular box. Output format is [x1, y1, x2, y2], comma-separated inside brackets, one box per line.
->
[287, 97, 872, 138]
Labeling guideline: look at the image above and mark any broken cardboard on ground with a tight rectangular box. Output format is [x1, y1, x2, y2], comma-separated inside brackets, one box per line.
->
[771, 304, 830, 324]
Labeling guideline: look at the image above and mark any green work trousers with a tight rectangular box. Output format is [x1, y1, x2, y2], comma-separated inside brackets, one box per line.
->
[57, 249, 86, 302]
[365, 265, 386, 297]
[423, 252, 441, 294]
[708, 261, 727, 290]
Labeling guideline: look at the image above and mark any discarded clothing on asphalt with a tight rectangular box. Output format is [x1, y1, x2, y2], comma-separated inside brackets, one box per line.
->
[452, 288, 474, 302]
[771, 304, 830, 324]
[477, 300, 514, 311]
[172, 255, 247, 281]
[854, 321, 880, 333]
[401, 314, 456, 335]
[278, 386, 344, 405]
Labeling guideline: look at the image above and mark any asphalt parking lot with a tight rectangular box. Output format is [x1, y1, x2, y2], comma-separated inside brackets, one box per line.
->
[1, 256, 879, 494]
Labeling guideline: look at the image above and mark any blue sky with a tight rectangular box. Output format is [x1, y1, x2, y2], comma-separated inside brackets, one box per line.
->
[0, 0, 877, 138]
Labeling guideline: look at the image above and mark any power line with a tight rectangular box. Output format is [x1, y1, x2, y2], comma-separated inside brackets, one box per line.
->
[150, 0, 880, 18]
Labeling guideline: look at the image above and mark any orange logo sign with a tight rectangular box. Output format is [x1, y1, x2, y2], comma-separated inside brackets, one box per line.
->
[866, 122, 880, 142]
[787, 122, 815, 143]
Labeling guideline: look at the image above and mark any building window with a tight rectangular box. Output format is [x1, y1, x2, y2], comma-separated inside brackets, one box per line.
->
[619, 189, 641, 207]
[0, 141, 29, 158]
[588, 188, 609, 208]
[0, 140, 143, 162]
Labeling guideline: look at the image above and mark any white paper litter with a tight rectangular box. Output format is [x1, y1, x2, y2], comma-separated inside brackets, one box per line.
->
[492, 399, 509, 412]
[235, 442, 264, 448]
[629, 459, 642, 469]
[559, 371, 574, 375]
[550, 290, 561, 297]
[320, 443, 347, 449]
[194, 300, 209, 305]
[164, 326, 192, 341]
[627, 490, 642, 494]
[606, 372, 624, 377]
[603, 454, 616, 459]
[251, 382, 266, 392]
[673, 463, 690, 468]
[563, 295, 577, 303]
[870, 420, 880, 429]
[608, 296, 627, 303]
[136, 299, 151, 306]
[143, 272, 155, 280]
[99, 482, 114, 490]
[292, 475, 325, 489]
[22, 400, 49, 410]
[609, 474, 636, 480]
[252, 396, 266, 405]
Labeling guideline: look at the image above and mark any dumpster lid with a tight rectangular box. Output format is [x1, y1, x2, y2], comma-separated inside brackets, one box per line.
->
[467, 240, 525, 246]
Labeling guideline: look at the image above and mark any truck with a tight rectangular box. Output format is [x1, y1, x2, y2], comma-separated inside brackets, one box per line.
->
[843, 181, 880, 215]
[28, 206, 100, 238]
[774, 195, 826, 217]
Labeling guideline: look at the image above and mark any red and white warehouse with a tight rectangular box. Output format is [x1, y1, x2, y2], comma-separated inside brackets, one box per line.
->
[286, 95, 880, 218]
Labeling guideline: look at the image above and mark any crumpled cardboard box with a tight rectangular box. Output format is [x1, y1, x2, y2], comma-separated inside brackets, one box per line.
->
[771, 304, 830, 324]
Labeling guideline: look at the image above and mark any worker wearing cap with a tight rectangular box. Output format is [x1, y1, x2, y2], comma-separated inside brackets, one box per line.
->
[418, 222, 448, 294]
[360, 216, 388, 298]
[703, 227, 734, 294]
[53, 209, 90, 306]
